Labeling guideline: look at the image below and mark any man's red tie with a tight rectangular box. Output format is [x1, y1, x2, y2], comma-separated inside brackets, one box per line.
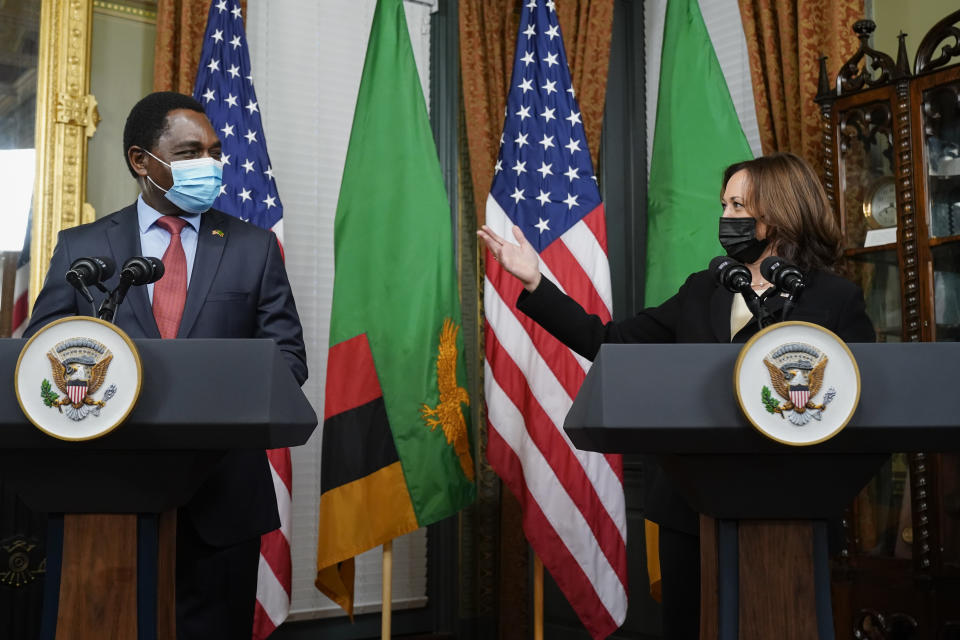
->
[153, 215, 189, 339]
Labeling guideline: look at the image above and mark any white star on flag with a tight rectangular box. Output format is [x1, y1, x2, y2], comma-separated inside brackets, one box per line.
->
[192, 6, 291, 632]
[482, 1, 626, 638]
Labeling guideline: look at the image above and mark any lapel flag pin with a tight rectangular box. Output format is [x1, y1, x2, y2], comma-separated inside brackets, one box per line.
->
[211, 229, 225, 237]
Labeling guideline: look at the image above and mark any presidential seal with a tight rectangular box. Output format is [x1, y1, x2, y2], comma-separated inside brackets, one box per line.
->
[43, 337, 117, 421]
[734, 321, 860, 446]
[761, 343, 835, 426]
[16, 316, 142, 441]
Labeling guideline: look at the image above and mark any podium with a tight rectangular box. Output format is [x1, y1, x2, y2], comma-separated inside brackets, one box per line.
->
[564, 342, 957, 640]
[0, 338, 318, 640]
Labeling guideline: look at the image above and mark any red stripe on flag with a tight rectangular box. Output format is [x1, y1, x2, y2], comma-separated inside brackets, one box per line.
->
[487, 424, 622, 640]
[267, 448, 292, 495]
[259, 528, 292, 595]
[324, 333, 383, 420]
[580, 205, 609, 254]
[485, 328, 628, 588]
[540, 234, 610, 323]
[604, 453, 624, 484]
[11, 292, 28, 332]
[487, 255, 588, 399]
[252, 600, 277, 640]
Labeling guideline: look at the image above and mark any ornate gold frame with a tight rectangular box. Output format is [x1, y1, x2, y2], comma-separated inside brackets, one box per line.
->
[30, 0, 100, 311]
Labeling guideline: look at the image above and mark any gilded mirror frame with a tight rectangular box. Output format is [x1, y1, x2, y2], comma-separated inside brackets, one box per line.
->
[29, 0, 100, 310]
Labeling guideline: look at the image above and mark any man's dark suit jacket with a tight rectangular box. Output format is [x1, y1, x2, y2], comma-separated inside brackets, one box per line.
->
[517, 267, 876, 534]
[24, 203, 308, 547]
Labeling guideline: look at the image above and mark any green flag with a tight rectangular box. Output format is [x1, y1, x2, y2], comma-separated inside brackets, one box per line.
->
[645, 0, 753, 306]
[316, 0, 476, 615]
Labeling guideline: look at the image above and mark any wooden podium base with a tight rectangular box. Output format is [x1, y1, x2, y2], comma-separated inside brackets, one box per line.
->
[54, 512, 176, 640]
[700, 515, 832, 640]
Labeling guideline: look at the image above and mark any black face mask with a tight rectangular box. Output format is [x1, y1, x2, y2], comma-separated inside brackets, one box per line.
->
[719, 217, 769, 264]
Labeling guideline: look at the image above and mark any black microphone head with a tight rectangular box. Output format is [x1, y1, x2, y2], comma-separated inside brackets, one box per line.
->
[121, 256, 165, 286]
[710, 255, 752, 293]
[759, 256, 785, 283]
[760, 256, 804, 293]
[146, 256, 165, 283]
[709, 256, 739, 283]
[66, 256, 116, 286]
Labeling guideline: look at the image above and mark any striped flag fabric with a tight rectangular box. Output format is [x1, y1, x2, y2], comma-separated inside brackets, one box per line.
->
[11, 213, 31, 338]
[192, 2, 291, 637]
[316, 0, 476, 617]
[482, 1, 627, 638]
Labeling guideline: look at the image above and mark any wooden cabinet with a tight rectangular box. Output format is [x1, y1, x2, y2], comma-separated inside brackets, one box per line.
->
[817, 11, 960, 639]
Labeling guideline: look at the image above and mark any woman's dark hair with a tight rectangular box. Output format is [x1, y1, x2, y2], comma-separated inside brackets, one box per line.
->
[721, 152, 842, 271]
[123, 91, 206, 177]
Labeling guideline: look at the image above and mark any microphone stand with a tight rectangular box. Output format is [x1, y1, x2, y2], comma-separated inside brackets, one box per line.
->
[97, 273, 135, 323]
[738, 289, 766, 332]
[66, 272, 113, 318]
[781, 283, 805, 322]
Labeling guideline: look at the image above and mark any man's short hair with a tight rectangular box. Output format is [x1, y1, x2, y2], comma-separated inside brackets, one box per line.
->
[122, 91, 206, 177]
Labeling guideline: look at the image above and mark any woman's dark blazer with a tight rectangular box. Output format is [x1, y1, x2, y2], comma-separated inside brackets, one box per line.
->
[517, 267, 876, 533]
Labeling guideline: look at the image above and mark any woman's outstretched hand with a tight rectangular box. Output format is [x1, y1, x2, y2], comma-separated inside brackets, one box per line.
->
[477, 224, 542, 292]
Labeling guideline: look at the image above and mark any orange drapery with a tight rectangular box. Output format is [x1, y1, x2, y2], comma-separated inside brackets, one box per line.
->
[153, 0, 247, 94]
[738, 0, 863, 176]
[459, 0, 614, 226]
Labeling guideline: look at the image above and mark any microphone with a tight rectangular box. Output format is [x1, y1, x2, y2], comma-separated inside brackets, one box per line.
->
[710, 256, 769, 331]
[97, 256, 165, 323]
[66, 256, 116, 305]
[709, 256, 752, 294]
[120, 256, 165, 286]
[760, 257, 805, 295]
[760, 256, 806, 322]
[65, 256, 115, 287]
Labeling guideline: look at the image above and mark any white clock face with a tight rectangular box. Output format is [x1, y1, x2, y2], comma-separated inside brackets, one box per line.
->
[869, 181, 898, 228]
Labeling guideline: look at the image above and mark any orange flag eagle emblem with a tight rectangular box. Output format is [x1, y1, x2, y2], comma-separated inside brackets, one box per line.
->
[419, 318, 474, 481]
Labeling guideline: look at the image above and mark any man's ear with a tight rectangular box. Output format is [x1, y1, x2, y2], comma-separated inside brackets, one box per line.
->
[128, 146, 148, 177]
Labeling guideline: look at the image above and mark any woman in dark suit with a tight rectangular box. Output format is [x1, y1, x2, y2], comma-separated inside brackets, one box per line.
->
[478, 152, 875, 638]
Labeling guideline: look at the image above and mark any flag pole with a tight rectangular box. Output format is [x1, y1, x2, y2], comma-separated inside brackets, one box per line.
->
[381, 539, 393, 640]
[534, 553, 544, 640]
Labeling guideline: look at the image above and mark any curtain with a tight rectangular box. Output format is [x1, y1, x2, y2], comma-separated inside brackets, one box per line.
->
[154, 0, 247, 94]
[738, 0, 863, 176]
[459, 0, 614, 226]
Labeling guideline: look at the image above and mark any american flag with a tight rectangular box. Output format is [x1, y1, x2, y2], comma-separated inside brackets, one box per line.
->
[193, 2, 291, 638]
[482, 1, 627, 638]
[10, 213, 30, 338]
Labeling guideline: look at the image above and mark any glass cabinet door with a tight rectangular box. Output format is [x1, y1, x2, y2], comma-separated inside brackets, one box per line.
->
[854, 453, 911, 558]
[844, 250, 902, 342]
[838, 100, 898, 250]
[837, 97, 903, 341]
[923, 78, 960, 342]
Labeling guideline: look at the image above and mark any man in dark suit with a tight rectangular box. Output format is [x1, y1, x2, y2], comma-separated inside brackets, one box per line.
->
[24, 91, 307, 639]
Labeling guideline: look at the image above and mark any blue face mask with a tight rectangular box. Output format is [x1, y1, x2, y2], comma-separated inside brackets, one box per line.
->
[144, 150, 223, 214]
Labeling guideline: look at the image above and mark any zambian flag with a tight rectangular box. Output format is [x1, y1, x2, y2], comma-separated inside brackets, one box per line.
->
[315, 0, 476, 616]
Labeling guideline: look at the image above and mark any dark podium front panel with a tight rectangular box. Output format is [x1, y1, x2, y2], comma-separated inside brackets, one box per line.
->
[0, 337, 317, 640]
[0, 338, 316, 513]
[562, 342, 957, 640]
